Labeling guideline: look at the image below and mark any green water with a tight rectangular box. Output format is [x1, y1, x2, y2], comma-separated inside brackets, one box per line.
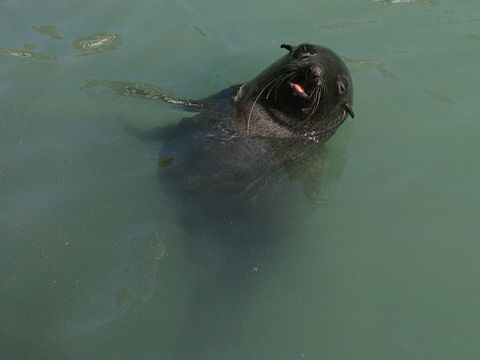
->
[1, 0, 480, 359]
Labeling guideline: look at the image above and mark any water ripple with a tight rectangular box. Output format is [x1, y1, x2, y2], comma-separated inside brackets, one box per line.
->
[343, 56, 400, 81]
[373, 0, 439, 5]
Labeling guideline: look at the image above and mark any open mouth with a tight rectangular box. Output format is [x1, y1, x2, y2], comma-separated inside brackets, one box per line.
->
[287, 64, 323, 101]
[288, 81, 309, 99]
[264, 65, 326, 116]
[286, 80, 316, 114]
[283, 70, 324, 114]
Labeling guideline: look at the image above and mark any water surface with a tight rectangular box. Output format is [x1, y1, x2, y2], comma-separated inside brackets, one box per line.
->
[1, 0, 480, 359]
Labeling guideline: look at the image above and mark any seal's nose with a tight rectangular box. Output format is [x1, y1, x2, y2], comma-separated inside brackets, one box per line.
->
[308, 65, 324, 85]
[309, 65, 323, 78]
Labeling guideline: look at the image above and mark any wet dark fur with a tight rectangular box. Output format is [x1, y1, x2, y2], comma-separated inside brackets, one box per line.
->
[150, 43, 354, 359]
[158, 43, 353, 221]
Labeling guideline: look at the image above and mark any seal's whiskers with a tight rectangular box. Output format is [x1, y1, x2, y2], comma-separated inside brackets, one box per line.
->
[247, 77, 278, 132]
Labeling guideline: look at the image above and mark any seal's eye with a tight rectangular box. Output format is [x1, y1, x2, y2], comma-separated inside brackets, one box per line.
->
[337, 76, 348, 95]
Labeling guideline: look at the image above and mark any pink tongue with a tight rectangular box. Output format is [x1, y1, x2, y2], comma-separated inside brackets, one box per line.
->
[290, 82, 307, 97]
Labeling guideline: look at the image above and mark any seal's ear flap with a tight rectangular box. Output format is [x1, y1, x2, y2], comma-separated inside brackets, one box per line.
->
[280, 44, 293, 52]
[343, 103, 355, 119]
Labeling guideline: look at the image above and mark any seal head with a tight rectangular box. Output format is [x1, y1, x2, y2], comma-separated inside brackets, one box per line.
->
[234, 43, 354, 142]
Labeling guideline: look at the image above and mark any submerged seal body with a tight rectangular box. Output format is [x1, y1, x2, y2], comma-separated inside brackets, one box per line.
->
[155, 43, 354, 220]
[147, 44, 354, 358]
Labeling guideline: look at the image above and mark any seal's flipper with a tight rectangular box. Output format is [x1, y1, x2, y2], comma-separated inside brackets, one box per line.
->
[284, 147, 326, 204]
[82, 79, 204, 112]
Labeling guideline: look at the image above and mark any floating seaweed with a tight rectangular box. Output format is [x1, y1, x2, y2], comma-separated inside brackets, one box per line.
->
[0, 44, 57, 61]
[33, 25, 62, 40]
[83, 79, 203, 108]
[72, 33, 121, 56]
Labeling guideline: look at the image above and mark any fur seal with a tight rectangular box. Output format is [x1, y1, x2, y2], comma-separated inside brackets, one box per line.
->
[140, 43, 354, 359]
[232, 42, 354, 139]
[153, 43, 354, 214]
